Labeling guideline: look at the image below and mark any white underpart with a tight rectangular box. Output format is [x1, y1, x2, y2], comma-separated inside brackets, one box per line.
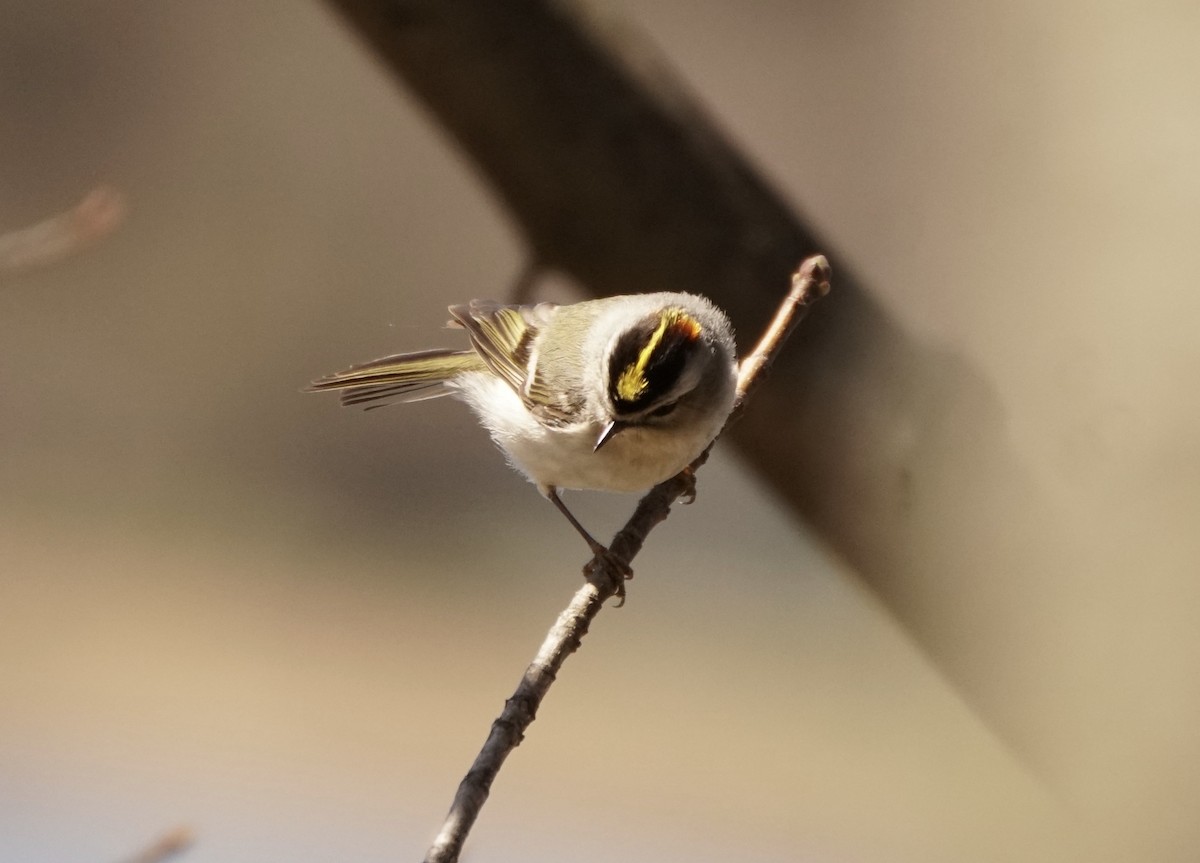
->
[449, 371, 729, 495]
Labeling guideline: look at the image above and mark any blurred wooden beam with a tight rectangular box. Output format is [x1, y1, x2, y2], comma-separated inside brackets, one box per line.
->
[323, 0, 1061, 770]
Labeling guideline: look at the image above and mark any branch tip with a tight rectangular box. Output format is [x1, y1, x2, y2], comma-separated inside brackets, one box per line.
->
[796, 254, 831, 297]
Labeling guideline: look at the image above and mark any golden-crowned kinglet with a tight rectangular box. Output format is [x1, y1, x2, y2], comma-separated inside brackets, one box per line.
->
[308, 293, 738, 559]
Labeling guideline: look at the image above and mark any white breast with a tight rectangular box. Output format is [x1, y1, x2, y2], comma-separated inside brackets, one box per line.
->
[449, 372, 722, 494]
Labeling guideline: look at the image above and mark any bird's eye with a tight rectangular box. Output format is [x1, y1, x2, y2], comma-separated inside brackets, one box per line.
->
[649, 402, 678, 418]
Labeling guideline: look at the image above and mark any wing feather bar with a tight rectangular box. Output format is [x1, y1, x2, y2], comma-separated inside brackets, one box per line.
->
[447, 303, 533, 393]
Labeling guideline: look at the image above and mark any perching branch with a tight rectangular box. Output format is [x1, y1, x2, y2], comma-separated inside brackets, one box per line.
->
[733, 257, 835, 409]
[422, 255, 830, 863]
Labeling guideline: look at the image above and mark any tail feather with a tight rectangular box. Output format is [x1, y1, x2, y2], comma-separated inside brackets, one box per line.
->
[306, 349, 483, 410]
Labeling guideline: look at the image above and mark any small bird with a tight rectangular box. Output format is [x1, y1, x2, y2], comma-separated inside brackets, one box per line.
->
[308, 293, 739, 565]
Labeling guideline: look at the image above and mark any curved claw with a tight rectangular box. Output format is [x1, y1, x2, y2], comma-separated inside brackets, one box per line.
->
[677, 466, 698, 505]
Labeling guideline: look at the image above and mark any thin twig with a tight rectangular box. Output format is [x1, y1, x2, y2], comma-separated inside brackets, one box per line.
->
[423, 255, 831, 863]
[733, 256, 833, 407]
[0, 185, 126, 276]
[114, 826, 193, 863]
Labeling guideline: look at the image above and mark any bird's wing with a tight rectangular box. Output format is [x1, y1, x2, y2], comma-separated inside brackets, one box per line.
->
[447, 301, 534, 394]
[448, 300, 584, 423]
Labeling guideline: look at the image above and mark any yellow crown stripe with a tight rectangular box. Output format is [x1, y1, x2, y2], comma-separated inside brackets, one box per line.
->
[615, 309, 701, 402]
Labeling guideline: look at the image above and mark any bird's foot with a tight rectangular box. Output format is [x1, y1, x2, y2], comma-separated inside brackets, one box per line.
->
[676, 465, 698, 505]
[584, 544, 634, 606]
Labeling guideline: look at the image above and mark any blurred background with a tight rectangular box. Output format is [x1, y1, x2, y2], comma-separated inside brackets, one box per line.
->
[2, 2, 1199, 861]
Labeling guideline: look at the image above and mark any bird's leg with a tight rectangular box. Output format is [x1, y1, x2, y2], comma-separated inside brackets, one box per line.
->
[546, 487, 606, 556]
[544, 487, 634, 599]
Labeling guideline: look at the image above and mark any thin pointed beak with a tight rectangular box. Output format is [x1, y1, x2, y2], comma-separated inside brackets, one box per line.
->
[593, 419, 627, 452]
